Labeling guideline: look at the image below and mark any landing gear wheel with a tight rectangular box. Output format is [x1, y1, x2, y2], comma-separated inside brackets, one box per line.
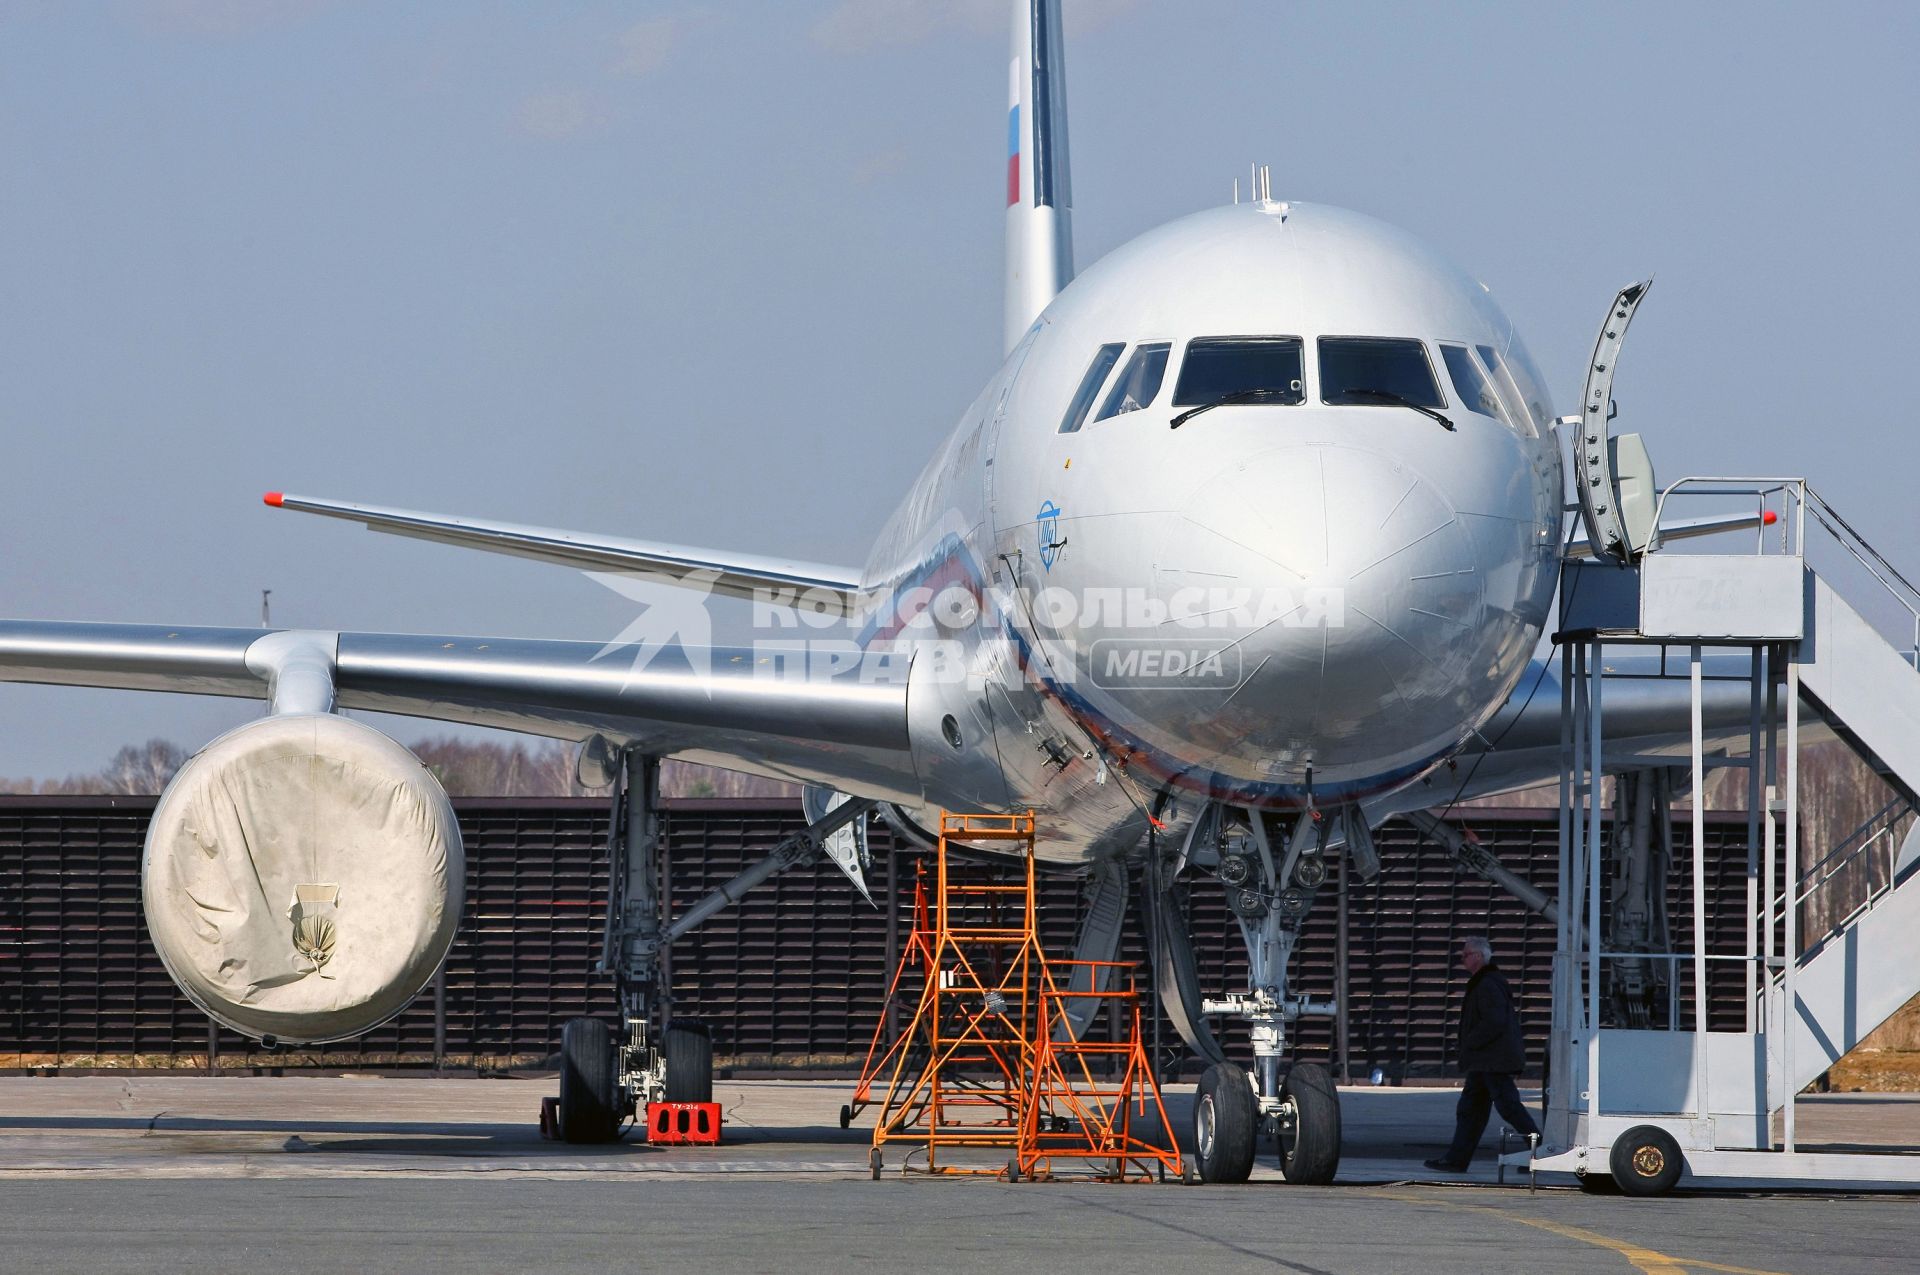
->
[1277, 1061, 1341, 1184]
[1610, 1125, 1684, 1197]
[558, 1017, 619, 1144]
[664, 1020, 713, 1104]
[839, 1104, 853, 1130]
[1193, 1062, 1257, 1183]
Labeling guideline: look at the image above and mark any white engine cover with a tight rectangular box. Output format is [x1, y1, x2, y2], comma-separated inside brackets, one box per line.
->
[143, 713, 464, 1045]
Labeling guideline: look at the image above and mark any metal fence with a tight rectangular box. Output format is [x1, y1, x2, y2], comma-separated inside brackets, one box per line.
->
[0, 796, 1757, 1079]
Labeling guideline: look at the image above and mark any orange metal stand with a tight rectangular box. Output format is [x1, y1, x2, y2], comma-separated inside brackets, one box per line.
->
[1016, 961, 1184, 1182]
[863, 811, 1182, 1183]
[868, 811, 1051, 1176]
[841, 862, 937, 1128]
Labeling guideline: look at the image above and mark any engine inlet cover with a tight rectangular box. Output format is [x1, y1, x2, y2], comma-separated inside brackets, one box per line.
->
[142, 713, 464, 1045]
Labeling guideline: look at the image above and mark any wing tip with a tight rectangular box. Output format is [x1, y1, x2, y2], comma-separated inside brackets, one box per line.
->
[263, 491, 284, 508]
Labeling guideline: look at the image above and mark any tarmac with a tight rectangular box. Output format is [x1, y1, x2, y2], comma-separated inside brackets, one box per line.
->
[3, 1074, 1920, 1273]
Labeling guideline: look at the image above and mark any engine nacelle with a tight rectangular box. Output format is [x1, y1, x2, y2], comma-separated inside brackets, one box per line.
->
[143, 713, 464, 1045]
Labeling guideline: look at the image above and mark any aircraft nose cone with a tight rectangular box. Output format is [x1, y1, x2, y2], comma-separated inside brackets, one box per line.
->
[1166, 444, 1488, 785]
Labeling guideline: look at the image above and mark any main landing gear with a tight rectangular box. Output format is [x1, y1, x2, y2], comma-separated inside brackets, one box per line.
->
[553, 748, 872, 1143]
[1154, 802, 1376, 1183]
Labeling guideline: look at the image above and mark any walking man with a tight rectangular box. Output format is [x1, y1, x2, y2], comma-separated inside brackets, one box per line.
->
[1425, 935, 1540, 1171]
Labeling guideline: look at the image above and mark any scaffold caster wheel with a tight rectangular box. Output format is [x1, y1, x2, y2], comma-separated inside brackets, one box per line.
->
[1277, 1061, 1341, 1184]
[1180, 1161, 1200, 1185]
[869, 1147, 883, 1181]
[839, 1104, 853, 1130]
[1193, 1062, 1257, 1184]
[1610, 1125, 1684, 1197]
[1005, 1157, 1021, 1183]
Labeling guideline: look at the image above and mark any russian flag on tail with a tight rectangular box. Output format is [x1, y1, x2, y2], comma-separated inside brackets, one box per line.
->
[1007, 102, 1021, 206]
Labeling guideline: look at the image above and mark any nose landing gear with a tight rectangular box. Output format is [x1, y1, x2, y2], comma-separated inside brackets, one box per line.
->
[1159, 803, 1371, 1183]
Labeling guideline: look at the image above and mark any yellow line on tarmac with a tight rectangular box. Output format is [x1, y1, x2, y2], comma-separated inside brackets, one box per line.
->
[1378, 1190, 1788, 1275]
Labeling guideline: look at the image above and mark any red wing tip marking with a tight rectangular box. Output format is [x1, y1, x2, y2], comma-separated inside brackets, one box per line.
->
[263, 491, 284, 507]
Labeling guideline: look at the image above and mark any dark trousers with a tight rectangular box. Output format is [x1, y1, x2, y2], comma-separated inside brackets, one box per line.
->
[1442, 1070, 1540, 1165]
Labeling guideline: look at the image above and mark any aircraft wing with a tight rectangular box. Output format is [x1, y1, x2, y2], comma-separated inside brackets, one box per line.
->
[0, 620, 919, 802]
[1566, 510, 1778, 560]
[263, 492, 864, 616]
[1370, 649, 1831, 818]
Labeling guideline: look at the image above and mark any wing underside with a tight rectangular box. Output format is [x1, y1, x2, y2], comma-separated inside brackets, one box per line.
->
[0, 620, 920, 802]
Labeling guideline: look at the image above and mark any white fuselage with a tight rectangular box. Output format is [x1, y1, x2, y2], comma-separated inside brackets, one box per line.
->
[860, 201, 1564, 862]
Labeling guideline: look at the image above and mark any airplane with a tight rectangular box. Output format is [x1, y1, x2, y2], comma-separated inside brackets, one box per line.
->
[0, 0, 1782, 1183]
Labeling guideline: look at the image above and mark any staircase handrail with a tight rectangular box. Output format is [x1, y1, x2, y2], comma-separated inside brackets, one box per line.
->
[1770, 794, 1920, 965]
[1803, 486, 1920, 669]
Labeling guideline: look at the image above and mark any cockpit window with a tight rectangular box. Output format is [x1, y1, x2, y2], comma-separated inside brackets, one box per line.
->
[1059, 342, 1125, 433]
[1440, 344, 1507, 424]
[1318, 338, 1445, 408]
[1094, 341, 1171, 420]
[1172, 337, 1305, 406]
[1476, 343, 1542, 438]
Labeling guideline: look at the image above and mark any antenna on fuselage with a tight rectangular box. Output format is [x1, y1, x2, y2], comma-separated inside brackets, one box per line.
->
[1241, 164, 1275, 205]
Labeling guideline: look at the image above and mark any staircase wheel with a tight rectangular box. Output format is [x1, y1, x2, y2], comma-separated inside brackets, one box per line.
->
[558, 1017, 619, 1144]
[1610, 1125, 1684, 1197]
[664, 1020, 714, 1104]
[1193, 1062, 1257, 1183]
[1278, 1061, 1342, 1184]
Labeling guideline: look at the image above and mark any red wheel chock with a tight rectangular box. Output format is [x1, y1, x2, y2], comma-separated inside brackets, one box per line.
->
[646, 1101, 722, 1145]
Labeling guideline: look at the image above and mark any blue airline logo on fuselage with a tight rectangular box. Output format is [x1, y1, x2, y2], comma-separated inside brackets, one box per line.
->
[1036, 500, 1063, 571]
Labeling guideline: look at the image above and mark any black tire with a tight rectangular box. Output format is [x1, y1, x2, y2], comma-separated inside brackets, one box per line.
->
[1610, 1125, 1684, 1197]
[869, 1147, 883, 1180]
[1577, 1171, 1621, 1194]
[664, 1020, 714, 1104]
[558, 1017, 619, 1144]
[839, 1104, 853, 1130]
[1193, 1062, 1258, 1183]
[1278, 1061, 1341, 1184]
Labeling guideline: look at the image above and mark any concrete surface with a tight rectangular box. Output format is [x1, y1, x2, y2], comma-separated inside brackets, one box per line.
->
[3, 1075, 1920, 1273]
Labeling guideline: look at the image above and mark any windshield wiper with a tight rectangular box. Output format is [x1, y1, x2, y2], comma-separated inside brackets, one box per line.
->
[1168, 386, 1298, 429]
[1340, 387, 1455, 431]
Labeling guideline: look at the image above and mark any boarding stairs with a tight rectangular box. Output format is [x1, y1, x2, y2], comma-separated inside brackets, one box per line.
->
[1537, 480, 1920, 1189]
[1763, 505, 1920, 1101]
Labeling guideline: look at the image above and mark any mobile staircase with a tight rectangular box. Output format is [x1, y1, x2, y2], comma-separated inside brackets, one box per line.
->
[1527, 475, 1920, 1194]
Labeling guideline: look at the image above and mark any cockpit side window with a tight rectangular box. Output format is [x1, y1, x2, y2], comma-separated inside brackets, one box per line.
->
[1475, 343, 1541, 438]
[1440, 343, 1509, 424]
[1059, 342, 1126, 433]
[1094, 341, 1172, 421]
[1172, 337, 1305, 406]
[1318, 337, 1445, 408]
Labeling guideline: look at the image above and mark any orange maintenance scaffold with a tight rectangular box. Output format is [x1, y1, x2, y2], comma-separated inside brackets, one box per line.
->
[861, 811, 1182, 1182]
[1017, 961, 1184, 1182]
[839, 861, 936, 1131]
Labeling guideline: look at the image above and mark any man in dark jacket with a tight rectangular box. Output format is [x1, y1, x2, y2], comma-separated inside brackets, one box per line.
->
[1424, 935, 1540, 1171]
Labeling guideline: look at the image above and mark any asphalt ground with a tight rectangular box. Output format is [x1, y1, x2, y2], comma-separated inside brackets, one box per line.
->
[3, 1076, 1919, 1273]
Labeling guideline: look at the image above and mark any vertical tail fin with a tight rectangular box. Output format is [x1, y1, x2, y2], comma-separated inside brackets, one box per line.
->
[1003, 0, 1073, 354]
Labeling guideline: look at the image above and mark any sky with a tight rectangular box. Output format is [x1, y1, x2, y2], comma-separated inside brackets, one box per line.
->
[1, 0, 1916, 777]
